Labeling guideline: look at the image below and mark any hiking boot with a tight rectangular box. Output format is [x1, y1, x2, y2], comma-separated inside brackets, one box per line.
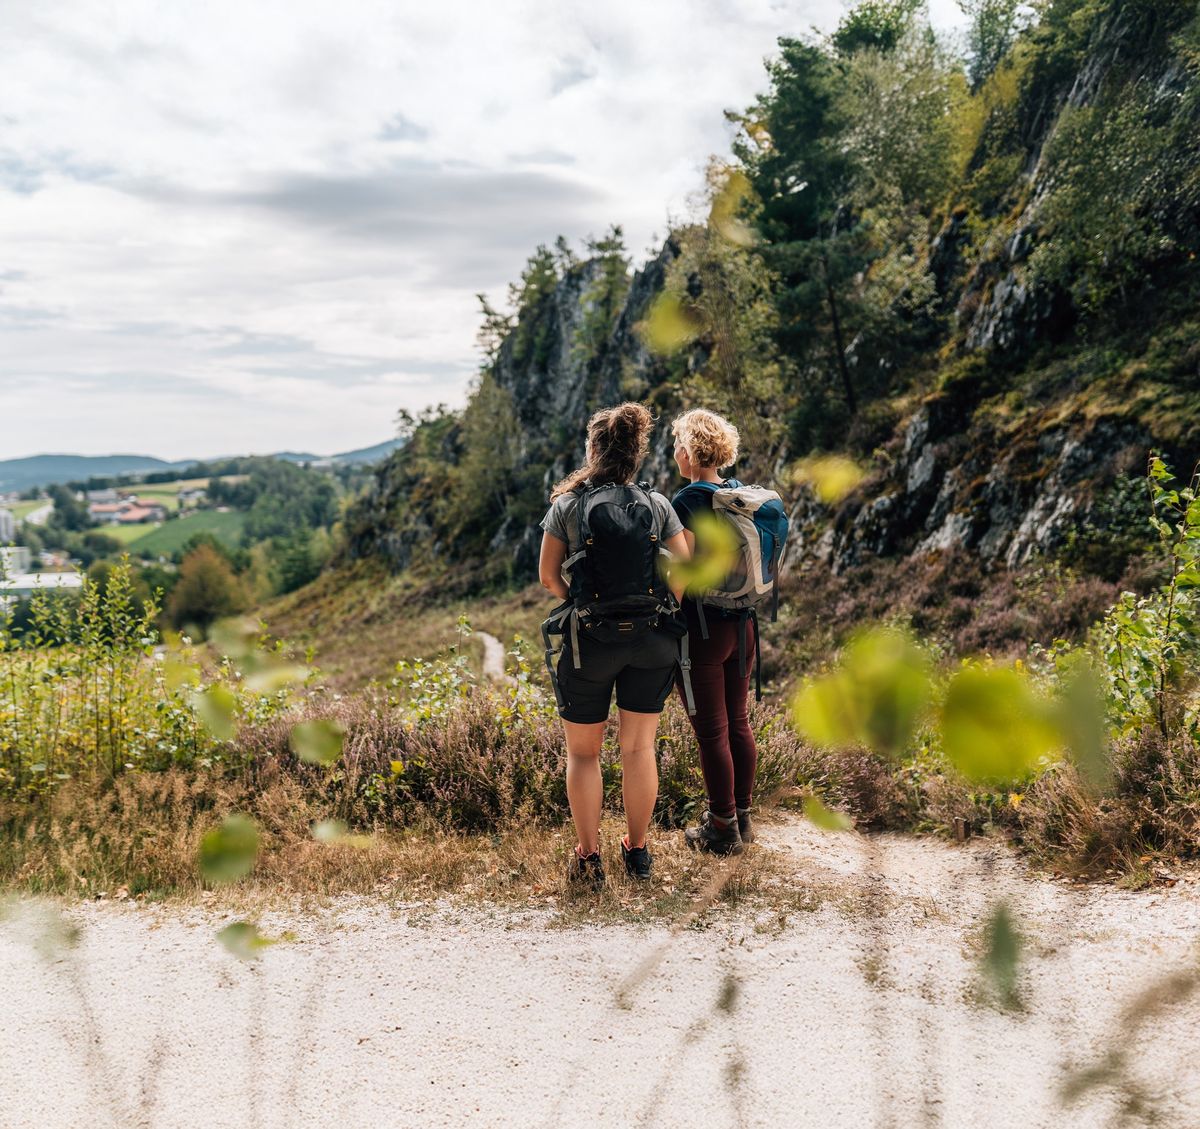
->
[568, 848, 605, 890]
[621, 837, 653, 881]
[737, 808, 754, 845]
[684, 811, 744, 856]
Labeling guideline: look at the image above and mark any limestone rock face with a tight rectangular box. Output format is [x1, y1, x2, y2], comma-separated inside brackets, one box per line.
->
[823, 400, 1147, 575]
[349, 9, 1177, 584]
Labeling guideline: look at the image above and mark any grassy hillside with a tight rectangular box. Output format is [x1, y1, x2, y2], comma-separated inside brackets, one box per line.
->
[125, 511, 246, 556]
[260, 559, 546, 689]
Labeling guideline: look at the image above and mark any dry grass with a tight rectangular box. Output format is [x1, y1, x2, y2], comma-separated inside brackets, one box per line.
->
[0, 768, 782, 925]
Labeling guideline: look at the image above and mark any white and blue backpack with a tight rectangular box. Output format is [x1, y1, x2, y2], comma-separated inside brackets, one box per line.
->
[685, 480, 790, 698]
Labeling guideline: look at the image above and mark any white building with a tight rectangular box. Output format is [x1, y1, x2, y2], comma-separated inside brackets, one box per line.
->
[0, 547, 32, 576]
[0, 508, 14, 545]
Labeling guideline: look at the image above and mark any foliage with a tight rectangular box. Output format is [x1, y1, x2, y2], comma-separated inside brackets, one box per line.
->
[959, 0, 1026, 89]
[573, 226, 631, 367]
[1090, 457, 1200, 741]
[642, 165, 787, 462]
[166, 544, 250, 632]
[788, 456, 1200, 871]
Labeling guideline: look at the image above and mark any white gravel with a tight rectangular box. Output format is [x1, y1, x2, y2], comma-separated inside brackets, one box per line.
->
[3, 818, 1199, 1129]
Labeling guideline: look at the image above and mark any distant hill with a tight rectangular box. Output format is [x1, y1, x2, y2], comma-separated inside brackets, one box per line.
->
[0, 454, 194, 493]
[328, 438, 405, 465]
[270, 451, 324, 465]
[1, 438, 405, 492]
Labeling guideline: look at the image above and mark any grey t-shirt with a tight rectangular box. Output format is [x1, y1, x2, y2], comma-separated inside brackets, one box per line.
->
[541, 487, 683, 557]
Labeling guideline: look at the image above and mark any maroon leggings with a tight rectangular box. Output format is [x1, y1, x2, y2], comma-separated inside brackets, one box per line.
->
[676, 610, 757, 819]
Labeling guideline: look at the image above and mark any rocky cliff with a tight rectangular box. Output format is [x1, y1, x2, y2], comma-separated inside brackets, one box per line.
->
[347, 0, 1200, 588]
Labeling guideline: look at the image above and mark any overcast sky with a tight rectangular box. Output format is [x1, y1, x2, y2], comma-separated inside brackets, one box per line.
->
[0, 0, 967, 461]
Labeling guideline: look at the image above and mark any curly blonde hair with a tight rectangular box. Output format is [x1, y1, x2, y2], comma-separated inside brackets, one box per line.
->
[671, 408, 740, 471]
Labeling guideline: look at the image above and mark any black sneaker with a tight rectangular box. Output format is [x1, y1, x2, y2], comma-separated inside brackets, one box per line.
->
[568, 848, 605, 890]
[685, 811, 744, 856]
[737, 808, 755, 845]
[621, 838, 653, 881]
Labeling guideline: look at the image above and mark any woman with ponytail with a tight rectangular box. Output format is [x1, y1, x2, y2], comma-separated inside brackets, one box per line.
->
[539, 403, 690, 888]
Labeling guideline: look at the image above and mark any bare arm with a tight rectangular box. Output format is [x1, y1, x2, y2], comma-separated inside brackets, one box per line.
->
[539, 531, 570, 601]
[663, 529, 691, 603]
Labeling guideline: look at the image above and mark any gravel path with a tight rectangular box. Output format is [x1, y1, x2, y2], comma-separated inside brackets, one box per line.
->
[3, 819, 1199, 1128]
[477, 631, 511, 682]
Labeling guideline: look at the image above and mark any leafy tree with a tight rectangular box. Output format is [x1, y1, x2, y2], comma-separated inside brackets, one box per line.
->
[832, 0, 924, 55]
[166, 544, 249, 632]
[275, 528, 322, 594]
[47, 484, 90, 532]
[575, 225, 631, 365]
[959, 0, 1025, 89]
[508, 245, 562, 366]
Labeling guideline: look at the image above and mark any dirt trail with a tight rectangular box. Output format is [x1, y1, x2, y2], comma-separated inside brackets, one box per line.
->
[477, 630, 510, 682]
[3, 819, 1199, 1129]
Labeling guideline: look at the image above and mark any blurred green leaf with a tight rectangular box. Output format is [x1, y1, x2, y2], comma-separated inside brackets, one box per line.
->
[791, 454, 867, 505]
[709, 169, 756, 247]
[981, 901, 1022, 1010]
[941, 665, 1061, 783]
[792, 629, 932, 758]
[804, 794, 853, 832]
[209, 616, 259, 660]
[0, 898, 80, 960]
[198, 814, 260, 884]
[638, 292, 703, 356]
[662, 512, 740, 596]
[242, 660, 310, 694]
[312, 818, 349, 842]
[290, 719, 345, 766]
[191, 683, 237, 741]
[1054, 653, 1111, 792]
[162, 656, 201, 691]
[312, 819, 372, 848]
[217, 920, 278, 961]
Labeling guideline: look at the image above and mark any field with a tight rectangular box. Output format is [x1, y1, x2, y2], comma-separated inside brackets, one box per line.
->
[131, 475, 245, 513]
[9, 500, 46, 522]
[122, 509, 245, 555]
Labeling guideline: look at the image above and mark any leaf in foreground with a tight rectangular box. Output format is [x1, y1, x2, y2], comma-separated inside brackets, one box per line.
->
[311, 819, 373, 848]
[198, 814, 260, 884]
[981, 901, 1022, 1010]
[638, 292, 702, 356]
[662, 512, 740, 597]
[792, 628, 932, 759]
[0, 898, 80, 960]
[192, 683, 237, 741]
[289, 719, 345, 766]
[217, 921, 279, 961]
[791, 454, 867, 505]
[804, 795, 852, 832]
[941, 665, 1060, 784]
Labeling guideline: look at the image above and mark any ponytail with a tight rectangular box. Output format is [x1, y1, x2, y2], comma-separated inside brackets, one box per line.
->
[551, 402, 654, 499]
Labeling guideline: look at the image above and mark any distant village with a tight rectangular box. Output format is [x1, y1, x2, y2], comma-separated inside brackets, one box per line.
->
[0, 483, 211, 602]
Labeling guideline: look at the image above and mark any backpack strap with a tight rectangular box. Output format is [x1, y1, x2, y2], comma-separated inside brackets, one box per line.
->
[678, 632, 696, 716]
[540, 600, 574, 711]
[751, 608, 762, 702]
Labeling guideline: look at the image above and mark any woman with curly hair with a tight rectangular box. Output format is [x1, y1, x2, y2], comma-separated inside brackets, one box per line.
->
[670, 408, 757, 855]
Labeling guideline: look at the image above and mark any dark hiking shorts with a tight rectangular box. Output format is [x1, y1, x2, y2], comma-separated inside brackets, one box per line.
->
[556, 628, 679, 724]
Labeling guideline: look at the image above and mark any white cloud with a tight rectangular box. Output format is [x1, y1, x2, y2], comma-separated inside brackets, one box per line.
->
[0, 0, 967, 459]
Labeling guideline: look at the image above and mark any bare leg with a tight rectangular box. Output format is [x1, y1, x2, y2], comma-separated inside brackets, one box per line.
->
[617, 709, 660, 849]
[564, 720, 606, 855]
